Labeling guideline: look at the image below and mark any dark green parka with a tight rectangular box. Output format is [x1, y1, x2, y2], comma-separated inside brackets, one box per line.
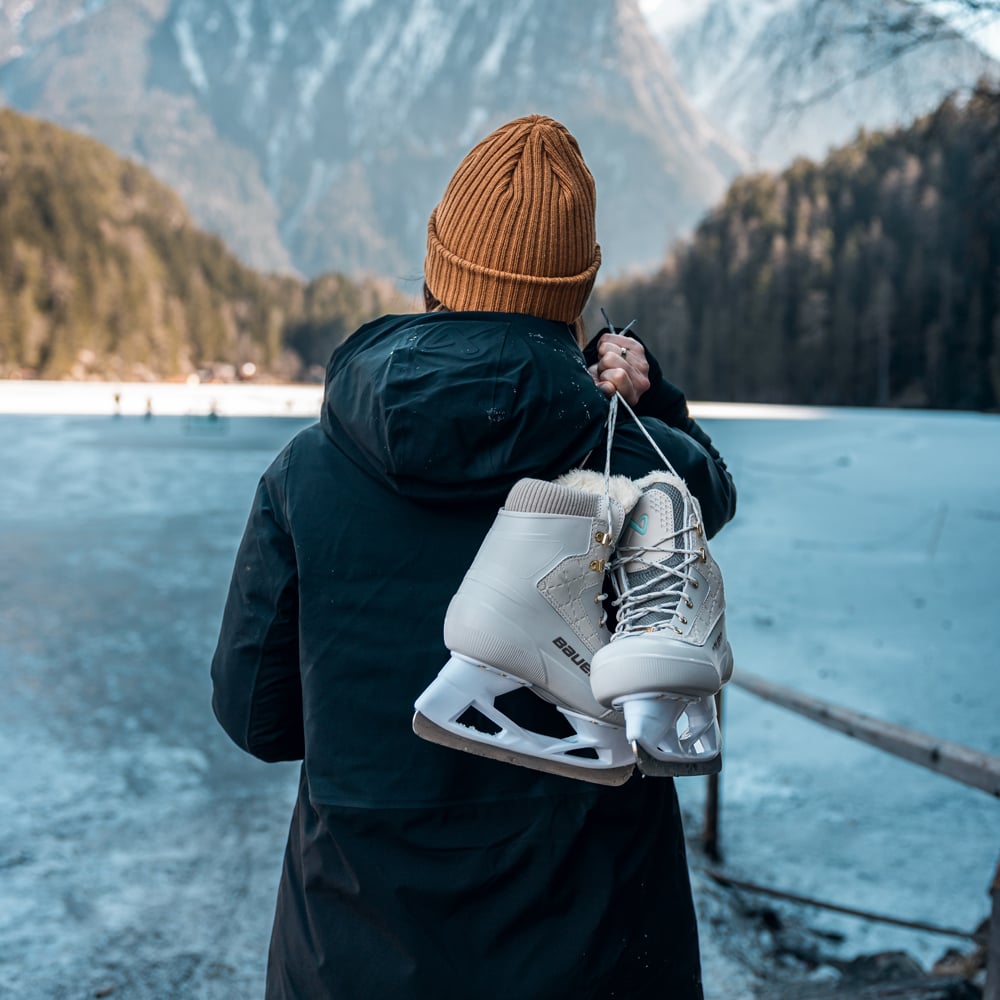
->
[211, 310, 736, 1000]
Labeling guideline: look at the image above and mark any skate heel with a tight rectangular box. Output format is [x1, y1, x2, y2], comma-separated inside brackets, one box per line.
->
[621, 693, 722, 778]
[414, 654, 527, 729]
[413, 655, 635, 786]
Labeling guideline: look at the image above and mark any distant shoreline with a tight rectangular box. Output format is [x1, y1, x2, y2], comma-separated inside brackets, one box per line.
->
[0, 379, 325, 419]
[0, 379, 845, 421]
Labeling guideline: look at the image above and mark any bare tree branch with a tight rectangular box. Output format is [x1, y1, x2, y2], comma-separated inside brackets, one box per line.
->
[746, 0, 1000, 151]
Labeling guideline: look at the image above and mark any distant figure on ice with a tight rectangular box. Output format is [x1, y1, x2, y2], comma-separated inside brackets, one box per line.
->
[112, 391, 122, 418]
[211, 115, 736, 1000]
[144, 397, 153, 421]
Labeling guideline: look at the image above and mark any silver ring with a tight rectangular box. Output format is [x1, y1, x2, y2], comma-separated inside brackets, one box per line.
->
[620, 346, 628, 359]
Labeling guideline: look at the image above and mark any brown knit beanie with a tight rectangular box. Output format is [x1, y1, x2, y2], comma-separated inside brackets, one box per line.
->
[424, 114, 601, 324]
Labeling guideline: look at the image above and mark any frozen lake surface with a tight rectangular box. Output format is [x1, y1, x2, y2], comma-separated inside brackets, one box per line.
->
[0, 406, 997, 998]
[693, 410, 1000, 970]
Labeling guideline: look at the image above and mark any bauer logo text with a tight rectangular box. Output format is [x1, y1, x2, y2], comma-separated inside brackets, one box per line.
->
[552, 636, 591, 674]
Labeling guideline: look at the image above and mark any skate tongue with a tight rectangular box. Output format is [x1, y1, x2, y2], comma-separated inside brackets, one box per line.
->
[622, 480, 686, 571]
[617, 479, 689, 629]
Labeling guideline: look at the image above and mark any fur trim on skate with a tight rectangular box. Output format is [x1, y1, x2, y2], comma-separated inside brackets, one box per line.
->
[555, 468, 642, 512]
[633, 470, 689, 492]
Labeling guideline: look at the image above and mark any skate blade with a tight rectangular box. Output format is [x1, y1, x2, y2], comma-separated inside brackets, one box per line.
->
[622, 693, 722, 777]
[413, 711, 635, 787]
[633, 740, 722, 778]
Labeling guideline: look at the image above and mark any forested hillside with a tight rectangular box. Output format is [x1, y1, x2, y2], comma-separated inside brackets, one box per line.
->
[597, 82, 1000, 411]
[0, 108, 410, 381]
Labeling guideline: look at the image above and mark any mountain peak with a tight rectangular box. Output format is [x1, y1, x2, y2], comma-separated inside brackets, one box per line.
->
[2, 0, 743, 277]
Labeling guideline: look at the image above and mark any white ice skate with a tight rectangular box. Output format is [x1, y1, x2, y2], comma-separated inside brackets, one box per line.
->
[590, 472, 734, 777]
[413, 472, 642, 785]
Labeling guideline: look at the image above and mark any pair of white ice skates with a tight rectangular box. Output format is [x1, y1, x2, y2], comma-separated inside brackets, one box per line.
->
[413, 447, 734, 785]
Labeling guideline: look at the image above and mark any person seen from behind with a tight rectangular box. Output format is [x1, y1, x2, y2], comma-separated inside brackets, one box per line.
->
[211, 114, 737, 999]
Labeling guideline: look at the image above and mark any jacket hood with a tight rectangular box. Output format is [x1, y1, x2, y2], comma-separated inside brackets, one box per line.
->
[321, 311, 609, 503]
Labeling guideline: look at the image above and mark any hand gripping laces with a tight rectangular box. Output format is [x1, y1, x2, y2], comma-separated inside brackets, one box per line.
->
[597, 308, 679, 488]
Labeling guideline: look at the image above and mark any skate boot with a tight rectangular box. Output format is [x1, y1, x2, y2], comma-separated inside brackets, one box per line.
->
[413, 471, 642, 785]
[590, 471, 734, 777]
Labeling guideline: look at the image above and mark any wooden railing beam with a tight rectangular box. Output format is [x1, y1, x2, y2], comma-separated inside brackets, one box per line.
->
[731, 669, 1000, 799]
[706, 667, 999, 978]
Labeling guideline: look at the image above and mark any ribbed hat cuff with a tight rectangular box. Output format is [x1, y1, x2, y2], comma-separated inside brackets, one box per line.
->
[425, 209, 601, 325]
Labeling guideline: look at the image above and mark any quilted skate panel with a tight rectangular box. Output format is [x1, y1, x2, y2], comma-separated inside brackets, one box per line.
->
[537, 563, 605, 655]
[687, 560, 726, 644]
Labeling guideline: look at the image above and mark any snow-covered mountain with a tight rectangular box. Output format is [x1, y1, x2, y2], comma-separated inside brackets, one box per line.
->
[0, 0, 743, 278]
[650, 0, 999, 167]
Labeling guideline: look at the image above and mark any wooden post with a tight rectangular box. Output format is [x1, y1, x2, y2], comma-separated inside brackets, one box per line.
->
[986, 852, 1000, 1000]
[703, 689, 723, 861]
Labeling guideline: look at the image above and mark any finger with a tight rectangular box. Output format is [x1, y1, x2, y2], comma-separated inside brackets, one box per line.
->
[598, 351, 649, 398]
[597, 366, 640, 406]
[597, 349, 632, 383]
[598, 338, 649, 381]
[590, 362, 617, 398]
[598, 338, 634, 365]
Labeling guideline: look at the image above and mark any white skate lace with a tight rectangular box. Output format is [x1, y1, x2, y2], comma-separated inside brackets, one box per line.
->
[599, 311, 693, 638]
[611, 527, 701, 636]
[598, 310, 679, 482]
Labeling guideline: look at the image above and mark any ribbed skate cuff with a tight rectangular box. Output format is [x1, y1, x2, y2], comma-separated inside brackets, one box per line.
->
[505, 479, 600, 517]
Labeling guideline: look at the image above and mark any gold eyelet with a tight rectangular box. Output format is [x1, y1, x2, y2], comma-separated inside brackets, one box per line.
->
[685, 596, 694, 608]
[679, 616, 688, 625]
[594, 530, 612, 546]
[589, 559, 605, 572]
[699, 547, 707, 563]
[691, 580, 700, 589]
